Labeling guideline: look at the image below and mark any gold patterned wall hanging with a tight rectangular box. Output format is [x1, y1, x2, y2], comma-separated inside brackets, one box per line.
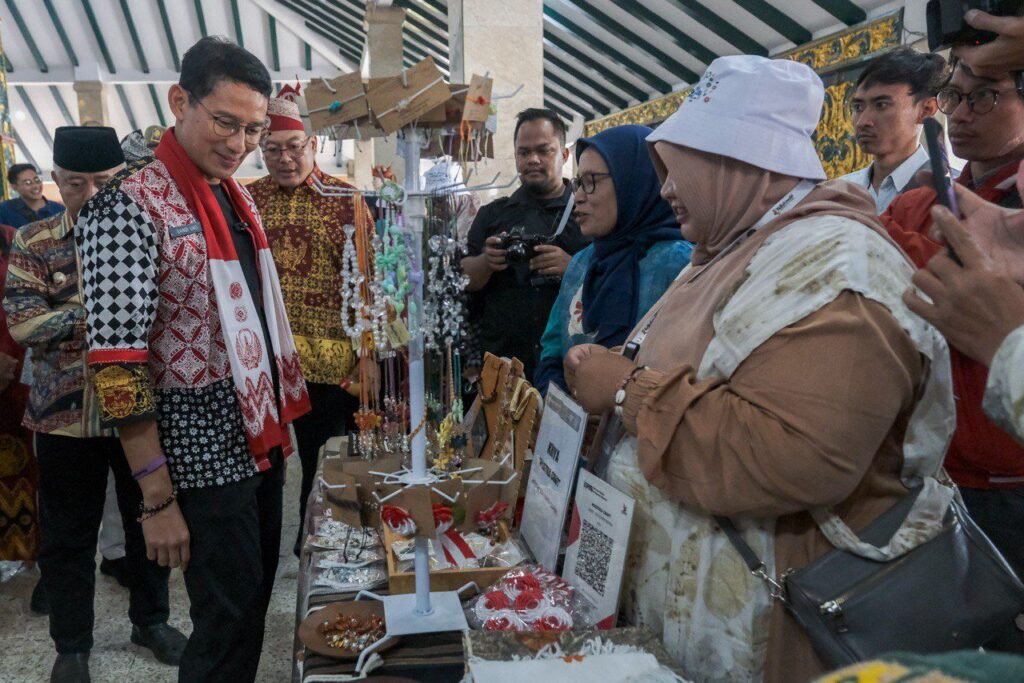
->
[582, 10, 904, 179]
[0, 29, 13, 199]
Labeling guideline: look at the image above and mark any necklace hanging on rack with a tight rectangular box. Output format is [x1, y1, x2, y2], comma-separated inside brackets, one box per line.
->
[339, 223, 367, 345]
[343, 195, 386, 460]
[423, 218, 469, 352]
[490, 367, 518, 464]
[381, 355, 409, 457]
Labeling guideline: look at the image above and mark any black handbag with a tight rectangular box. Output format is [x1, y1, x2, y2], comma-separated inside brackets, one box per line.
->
[717, 489, 1024, 669]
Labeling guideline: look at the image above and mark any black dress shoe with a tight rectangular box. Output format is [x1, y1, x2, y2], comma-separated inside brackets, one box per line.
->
[99, 557, 134, 588]
[50, 653, 90, 683]
[30, 580, 48, 615]
[131, 623, 187, 666]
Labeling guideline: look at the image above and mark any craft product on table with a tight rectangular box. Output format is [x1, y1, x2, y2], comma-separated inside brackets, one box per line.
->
[313, 564, 388, 593]
[467, 564, 592, 633]
[390, 531, 526, 573]
[299, 601, 399, 660]
[317, 547, 386, 567]
[308, 518, 382, 555]
[462, 627, 691, 683]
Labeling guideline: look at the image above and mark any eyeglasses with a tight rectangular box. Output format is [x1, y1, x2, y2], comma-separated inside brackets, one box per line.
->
[16, 177, 41, 186]
[261, 137, 313, 160]
[188, 91, 270, 143]
[570, 172, 612, 195]
[936, 87, 1018, 115]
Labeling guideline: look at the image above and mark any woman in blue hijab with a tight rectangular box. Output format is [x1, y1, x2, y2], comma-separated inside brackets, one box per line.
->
[534, 125, 692, 394]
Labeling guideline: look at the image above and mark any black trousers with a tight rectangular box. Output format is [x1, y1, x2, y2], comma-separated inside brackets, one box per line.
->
[960, 486, 1024, 579]
[35, 433, 170, 654]
[960, 486, 1024, 653]
[175, 455, 284, 683]
[292, 383, 358, 532]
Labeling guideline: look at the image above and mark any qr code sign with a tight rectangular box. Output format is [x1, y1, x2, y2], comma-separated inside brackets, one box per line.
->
[575, 519, 612, 596]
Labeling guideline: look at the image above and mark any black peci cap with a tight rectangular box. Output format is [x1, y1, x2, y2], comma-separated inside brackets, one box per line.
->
[53, 126, 125, 172]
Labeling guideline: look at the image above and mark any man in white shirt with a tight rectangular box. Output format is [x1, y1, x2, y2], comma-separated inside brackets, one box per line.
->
[842, 48, 947, 212]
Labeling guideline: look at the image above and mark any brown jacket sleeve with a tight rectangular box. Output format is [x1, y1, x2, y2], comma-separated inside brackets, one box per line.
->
[620, 292, 923, 518]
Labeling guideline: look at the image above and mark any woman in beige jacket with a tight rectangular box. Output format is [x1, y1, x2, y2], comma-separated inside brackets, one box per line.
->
[566, 56, 955, 683]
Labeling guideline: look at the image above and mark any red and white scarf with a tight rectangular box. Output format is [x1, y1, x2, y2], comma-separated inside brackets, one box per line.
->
[156, 128, 310, 466]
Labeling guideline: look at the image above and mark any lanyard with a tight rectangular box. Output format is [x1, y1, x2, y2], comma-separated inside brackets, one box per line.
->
[626, 179, 817, 353]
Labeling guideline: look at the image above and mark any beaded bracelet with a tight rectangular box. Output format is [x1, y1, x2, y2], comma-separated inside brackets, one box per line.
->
[614, 366, 648, 417]
[137, 490, 177, 523]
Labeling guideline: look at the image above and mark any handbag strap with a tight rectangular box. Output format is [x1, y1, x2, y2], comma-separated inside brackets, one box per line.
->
[715, 516, 788, 602]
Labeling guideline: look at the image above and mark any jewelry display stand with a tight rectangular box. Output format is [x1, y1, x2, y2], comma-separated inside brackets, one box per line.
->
[313, 127, 517, 675]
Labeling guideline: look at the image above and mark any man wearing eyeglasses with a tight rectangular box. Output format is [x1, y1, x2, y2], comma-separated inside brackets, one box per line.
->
[882, 49, 1024, 583]
[0, 164, 65, 228]
[248, 97, 373, 554]
[75, 37, 310, 682]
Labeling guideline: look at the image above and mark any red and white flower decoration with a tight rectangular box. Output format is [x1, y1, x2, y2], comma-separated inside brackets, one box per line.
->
[475, 500, 509, 530]
[432, 503, 454, 534]
[381, 505, 416, 537]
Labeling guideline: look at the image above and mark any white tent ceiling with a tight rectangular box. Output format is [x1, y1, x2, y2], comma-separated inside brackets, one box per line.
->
[1, 0, 915, 176]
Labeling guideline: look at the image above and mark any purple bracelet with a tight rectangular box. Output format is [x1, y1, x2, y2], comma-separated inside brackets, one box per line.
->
[132, 454, 167, 481]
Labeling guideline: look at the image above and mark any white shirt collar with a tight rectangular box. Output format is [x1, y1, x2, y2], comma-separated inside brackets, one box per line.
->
[885, 144, 930, 194]
[841, 145, 930, 213]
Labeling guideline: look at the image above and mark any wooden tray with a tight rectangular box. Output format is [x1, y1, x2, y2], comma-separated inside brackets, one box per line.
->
[298, 600, 400, 660]
[382, 521, 512, 594]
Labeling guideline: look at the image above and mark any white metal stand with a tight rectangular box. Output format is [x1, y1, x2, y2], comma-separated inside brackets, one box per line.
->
[310, 124, 522, 676]
[346, 129, 469, 674]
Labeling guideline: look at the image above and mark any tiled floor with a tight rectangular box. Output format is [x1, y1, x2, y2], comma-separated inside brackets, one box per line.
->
[0, 456, 304, 683]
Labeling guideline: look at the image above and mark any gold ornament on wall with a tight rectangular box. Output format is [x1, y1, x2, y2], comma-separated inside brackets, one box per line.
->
[583, 11, 904, 180]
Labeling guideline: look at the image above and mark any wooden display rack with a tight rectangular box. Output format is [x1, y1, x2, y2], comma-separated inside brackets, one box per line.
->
[382, 520, 512, 595]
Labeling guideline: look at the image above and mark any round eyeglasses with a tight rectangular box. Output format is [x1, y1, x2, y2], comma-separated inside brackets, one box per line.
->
[570, 172, 612, 195]
[188, 91, 270, 143]
[936, 87, 1016, 116]
[261, 137, 313, 160]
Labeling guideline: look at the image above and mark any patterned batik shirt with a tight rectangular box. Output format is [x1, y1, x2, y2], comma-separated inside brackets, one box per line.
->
[247, 167, 373, 385]
[2, 211, 110, 437]
[75, 157, 258, 489]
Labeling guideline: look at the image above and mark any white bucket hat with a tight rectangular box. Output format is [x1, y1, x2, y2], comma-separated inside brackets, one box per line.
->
[647, 55, 826, 180]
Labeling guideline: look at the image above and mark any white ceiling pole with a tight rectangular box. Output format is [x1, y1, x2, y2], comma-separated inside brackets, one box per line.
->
[246, 0, 359, 73]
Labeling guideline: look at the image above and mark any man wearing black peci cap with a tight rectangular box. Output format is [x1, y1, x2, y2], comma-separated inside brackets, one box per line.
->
[3, 126, 186, 683]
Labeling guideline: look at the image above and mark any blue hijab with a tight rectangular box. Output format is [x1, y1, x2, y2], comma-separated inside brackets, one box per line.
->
[578, 125, 681, 347]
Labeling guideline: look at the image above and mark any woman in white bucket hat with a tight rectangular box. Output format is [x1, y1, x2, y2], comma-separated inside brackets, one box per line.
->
[565, 56, 955, 683]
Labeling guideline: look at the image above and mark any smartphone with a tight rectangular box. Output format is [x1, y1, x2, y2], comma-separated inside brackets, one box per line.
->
[923, 118, 963, 265]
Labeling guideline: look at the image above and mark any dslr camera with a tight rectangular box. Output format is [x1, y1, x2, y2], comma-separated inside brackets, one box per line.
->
[496, 226, 551, 263]
[927, 0, 1024, 51]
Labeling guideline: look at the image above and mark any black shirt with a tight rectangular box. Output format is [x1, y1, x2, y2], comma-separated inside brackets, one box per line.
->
[465, 182, 588, 380]
[209, 183, 278, 391]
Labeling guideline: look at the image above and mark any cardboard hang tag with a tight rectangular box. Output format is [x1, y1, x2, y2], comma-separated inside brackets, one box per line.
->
[463, 459, 520, 533]
[430, 478, 465, 513]
[389, 486, 436, 537]
[323, 473, 363, 528]
[305, 72, 368, 132]
[385, 319, 411, 348]
[366, 57, 451, 134]
[421, 84, 467, 125]
[462, 74, 493, 125]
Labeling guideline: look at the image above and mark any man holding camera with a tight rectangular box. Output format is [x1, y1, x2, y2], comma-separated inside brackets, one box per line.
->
[461, 108, 588, 381]
[882, 47, 1024, 581]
